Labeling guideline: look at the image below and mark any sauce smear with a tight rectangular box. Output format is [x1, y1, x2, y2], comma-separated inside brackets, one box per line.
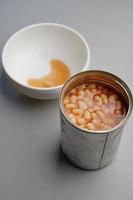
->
[27, 59, 70, 88]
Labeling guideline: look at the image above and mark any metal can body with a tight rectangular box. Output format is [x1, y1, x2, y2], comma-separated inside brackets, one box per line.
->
[61, 112, 123, 169]
[59, 71, 133, 170]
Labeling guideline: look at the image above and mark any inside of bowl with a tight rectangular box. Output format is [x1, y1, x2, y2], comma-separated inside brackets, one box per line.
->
[3, 24, 89, 87]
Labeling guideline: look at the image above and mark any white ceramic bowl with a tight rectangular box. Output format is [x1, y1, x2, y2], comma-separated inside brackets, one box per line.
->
[2, 23, 90, 99]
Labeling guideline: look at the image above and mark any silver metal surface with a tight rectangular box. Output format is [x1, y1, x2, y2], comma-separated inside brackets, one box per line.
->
[59, 71, 133, 169]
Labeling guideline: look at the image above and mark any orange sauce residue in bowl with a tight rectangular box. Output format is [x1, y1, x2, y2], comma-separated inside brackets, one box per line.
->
[27, 59, 71, 88]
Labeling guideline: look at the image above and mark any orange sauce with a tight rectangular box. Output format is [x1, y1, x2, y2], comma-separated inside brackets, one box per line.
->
[64, 83, 127, 131]
[27, 59, 70, 88]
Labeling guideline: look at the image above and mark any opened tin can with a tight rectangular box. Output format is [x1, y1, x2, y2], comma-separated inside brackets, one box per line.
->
[59, 70, 133, 170]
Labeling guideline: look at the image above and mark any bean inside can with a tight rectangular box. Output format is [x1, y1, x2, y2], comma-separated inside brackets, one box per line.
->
[63, 82, 127, 131]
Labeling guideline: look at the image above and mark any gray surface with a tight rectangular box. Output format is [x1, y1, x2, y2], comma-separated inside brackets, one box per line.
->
[0, 0, 133, 199]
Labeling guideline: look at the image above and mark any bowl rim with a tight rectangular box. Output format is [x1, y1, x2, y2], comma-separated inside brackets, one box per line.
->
[2, 22, 90, 91]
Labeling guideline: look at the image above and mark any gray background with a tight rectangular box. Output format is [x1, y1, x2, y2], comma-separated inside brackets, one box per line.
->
[0, 0, 133, 199]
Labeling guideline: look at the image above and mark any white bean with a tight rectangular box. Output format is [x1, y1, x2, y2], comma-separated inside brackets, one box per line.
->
[65, 108, 71, 114]
[92, 119, 100, 125]
[76, 117, 85, 125]
[70, 88, 76, 94]
[86, 123, 95, 130]
[83, 110, 91, 120]
[91, 112, 98, 119]
[101, 94, 108, 104]
[102, 107, 110, 114]
[77, 100, 87, 110]
[99, 122, 111, 130]
[104, 118, 114, 125]
[109, 106, 115, 114]
[99, 122, 106, 129]
[91, 88, 97, 93]
[116, 100, 122, 109]
[96, 110, 104, 119]
[72, 108, 83, 116]
[85, 89, 92, 97]
[78, 90, 85, 96]
[94, 95, 102, 105]
[65, 103, 76, 109]
[70, 95, 77, 103]
[80, 84, 86, 89]
[114, 109, 123, 115]
[84, 97, 93, 106]
[109, 94, 118, 103]
[63, 96, 70, 104]
[64, 83, 125, 132]
[88, 108, 94, 113]
[79, 124, 86, 129]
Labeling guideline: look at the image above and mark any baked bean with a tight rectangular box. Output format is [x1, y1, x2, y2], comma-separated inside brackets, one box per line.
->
[70, 95, 77, 103]
[99, 122, 106, 129]
[78, 90, 85, 96]
[80, 84, 86, 89]
[65, 103, 76, 109]
[85, 89, 92, 97]
[92, 119, 101, 125]
[102, 108, 110, 114]
[63, 96, 70, 104]
[72, 108, 83, 116]
[94, 95, 102, 105]
[116, 100, 122, 109]
[79, 124, 86, 129]
[65, 108, 71, 114]
[87, 123, 95, 130]
[96, 110, 104, 119]
[91, 112, 98, 119]
[77, 117, 85, 125]
[104, 118, 114, 125]
[114, 109, 123, 115]
[77, 100, 87, 110]
[83, 110, 91, 120]
[109, 106, 115, 114]
[77, 95, 82, 100]
[91, 88, 97, 93]
[84, 97, 93, 106]
[105, 125, 112, 130]
[76, 85, 85, 91]
[109, 94, 118, 103]
[101, 94, 108, 104]
[69, 88, 76, 95]
[101, 105, 109, 114]
[88, 108, 94, 113]
[64, 82, 126, 131]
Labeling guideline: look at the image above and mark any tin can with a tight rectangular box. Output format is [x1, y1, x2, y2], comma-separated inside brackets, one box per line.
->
[59, 70, 133, 170]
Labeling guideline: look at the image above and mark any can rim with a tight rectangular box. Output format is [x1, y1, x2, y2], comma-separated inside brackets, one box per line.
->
[59, 70, 133, 135]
